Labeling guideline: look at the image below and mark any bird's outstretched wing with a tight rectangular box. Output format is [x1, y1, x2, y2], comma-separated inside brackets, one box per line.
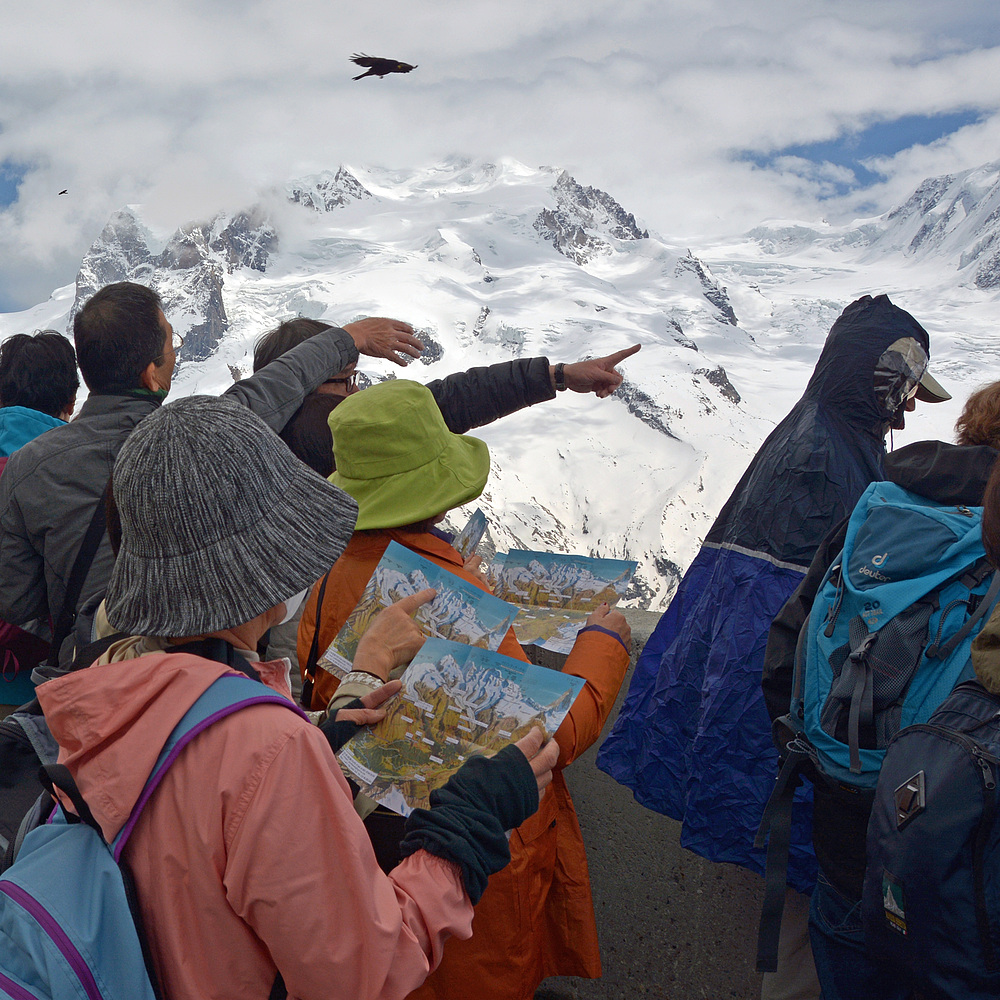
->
[349, 53, 416, 79]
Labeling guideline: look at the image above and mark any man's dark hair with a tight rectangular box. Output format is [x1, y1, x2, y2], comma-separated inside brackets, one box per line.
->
[0, 331, 79, 417]
[279, 393, 342, 477]
[253, 318, 332, 372]
[73, 282, 165, 393]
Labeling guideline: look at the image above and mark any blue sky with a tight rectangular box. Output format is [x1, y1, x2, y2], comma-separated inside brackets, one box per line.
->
[2, 0, 1000, 313]
[0, 163, 25, 210]
[740, 111, 985, 197]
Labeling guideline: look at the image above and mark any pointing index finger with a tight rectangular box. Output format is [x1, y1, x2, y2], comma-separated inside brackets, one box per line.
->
[393, 587, 437, 615]
[605, 343, 641, 365]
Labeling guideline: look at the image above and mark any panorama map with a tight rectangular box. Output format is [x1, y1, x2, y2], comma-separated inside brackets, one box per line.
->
[320, 541, 517, 678]
[337, 637, 586, 815]
[492, 550, 637, 652]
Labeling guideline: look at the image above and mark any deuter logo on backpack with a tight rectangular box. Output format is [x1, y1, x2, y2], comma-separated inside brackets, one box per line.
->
[858, 552, 891, 583]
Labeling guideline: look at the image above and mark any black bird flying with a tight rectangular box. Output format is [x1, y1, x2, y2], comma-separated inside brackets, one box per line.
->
[350, 54, 417, 81]
[58, 189, 68, 195]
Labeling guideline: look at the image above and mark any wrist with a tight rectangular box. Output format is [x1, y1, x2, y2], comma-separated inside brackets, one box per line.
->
[551, 363, 567, 392]
[353, 637, 393, 680]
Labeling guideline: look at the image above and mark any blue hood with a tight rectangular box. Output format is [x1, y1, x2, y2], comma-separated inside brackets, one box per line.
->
[0, 406, 65, 457]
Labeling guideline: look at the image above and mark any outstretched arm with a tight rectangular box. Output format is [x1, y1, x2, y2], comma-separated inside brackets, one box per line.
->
[425, 344, 641, 434]
[550, 604, 632, 767]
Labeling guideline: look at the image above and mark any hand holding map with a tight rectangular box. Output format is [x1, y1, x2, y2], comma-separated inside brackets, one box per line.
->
[585, 602, 632, 649]
[515, 728, 560, 796]
[337, 637, 586, 815]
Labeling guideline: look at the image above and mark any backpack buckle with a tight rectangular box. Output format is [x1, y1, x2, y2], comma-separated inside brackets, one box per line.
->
[894, 770, 926, 830]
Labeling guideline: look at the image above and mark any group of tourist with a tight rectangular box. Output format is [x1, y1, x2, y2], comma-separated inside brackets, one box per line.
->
[0, 281, 637, 999]
[0, 279, 996, 999]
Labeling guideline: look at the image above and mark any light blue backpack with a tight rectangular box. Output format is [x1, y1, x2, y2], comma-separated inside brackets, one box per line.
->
[0, 674, 300, 1000]
[797, 481, 1000, 785]
[756, 481, 1000, 970]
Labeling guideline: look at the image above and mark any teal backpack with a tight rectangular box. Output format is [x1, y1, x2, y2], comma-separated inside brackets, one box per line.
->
[755, 481, 1000, 970]
[0, 673, 301, 999]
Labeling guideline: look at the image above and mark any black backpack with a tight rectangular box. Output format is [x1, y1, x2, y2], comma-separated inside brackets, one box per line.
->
[863, 679, 1000, 999]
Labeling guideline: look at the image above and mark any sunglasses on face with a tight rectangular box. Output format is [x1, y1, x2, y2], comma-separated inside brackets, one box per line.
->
[324, 372, 359, 390]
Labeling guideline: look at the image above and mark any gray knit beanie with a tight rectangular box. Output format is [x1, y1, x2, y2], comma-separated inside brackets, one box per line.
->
[105, 394, 358, 637]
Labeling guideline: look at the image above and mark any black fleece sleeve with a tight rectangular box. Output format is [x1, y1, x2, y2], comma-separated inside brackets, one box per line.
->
[398, 744, 538, 904]
[761, 517, 850, 723]
[425, 358, 555, 433]
[318, 698, 367, 753]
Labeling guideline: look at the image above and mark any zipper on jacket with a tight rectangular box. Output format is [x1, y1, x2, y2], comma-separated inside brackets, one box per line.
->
[900, 724, 999, 969]
[0, 881, 105, 1000]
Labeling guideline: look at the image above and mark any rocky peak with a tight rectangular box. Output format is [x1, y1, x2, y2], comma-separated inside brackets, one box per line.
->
[67, 201, 279, 359]
[533, 170, 648, 265]
[288, 166, 373, 212]
[869, 162, 1000, 288]
[552, 171, 648, 242]
[885, 173, 958, 224]
[210, 208, 277, 273]
[675, 252, 739, 325]
[69, 209, 154, 327]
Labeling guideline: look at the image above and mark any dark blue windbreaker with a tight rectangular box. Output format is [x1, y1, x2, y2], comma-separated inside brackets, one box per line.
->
[597, 295, 932, 893]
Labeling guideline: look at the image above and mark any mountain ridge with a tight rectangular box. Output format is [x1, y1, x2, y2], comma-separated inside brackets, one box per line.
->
[2, 157, 994, 610]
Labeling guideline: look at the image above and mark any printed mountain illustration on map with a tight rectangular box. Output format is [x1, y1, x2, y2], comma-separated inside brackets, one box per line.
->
[321, 542, 517, 676]
[338, 638, 584, 815]
[488, 550, 637, 653]
[495, 552, 635, 611]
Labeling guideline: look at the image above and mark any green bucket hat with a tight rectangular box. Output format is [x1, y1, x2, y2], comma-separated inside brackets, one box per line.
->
[329, 379, 490, 530]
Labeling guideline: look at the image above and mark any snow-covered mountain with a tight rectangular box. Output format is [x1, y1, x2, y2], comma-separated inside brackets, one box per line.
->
[3, 157, 996, 610]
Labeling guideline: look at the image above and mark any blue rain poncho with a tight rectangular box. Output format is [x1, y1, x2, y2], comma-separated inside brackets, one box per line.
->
[597, 295, 932, 892]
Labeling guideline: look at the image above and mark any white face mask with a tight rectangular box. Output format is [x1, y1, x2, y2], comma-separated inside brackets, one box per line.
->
[277, 588, 308, 625]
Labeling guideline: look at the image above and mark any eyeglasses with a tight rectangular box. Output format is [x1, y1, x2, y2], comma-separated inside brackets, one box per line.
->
[324, 372, 359, 390]
[155, 331, 184, 365]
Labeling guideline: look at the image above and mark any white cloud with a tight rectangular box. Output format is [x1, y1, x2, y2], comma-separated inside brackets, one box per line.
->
[2, 0, 1000, 309]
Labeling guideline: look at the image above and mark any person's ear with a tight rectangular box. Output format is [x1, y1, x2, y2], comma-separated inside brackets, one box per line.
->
[140, 360, 161, 392]
[58, 395, 77, 421]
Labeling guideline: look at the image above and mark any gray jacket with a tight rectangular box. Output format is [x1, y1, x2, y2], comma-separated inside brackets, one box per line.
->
[0, 327, 360, 658]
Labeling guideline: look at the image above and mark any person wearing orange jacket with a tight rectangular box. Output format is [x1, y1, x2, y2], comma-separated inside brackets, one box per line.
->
[298, 379, 632, 1000]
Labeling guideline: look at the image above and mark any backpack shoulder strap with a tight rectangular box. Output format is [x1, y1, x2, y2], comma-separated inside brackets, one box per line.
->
[49, 489, 109, 661]
[112, 674, 306, 859]
[927, 567, 1000, 660]
[300, 570, 333, 709]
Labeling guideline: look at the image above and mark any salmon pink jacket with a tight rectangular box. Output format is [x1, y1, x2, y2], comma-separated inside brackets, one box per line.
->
[36, 651, 474, 1000]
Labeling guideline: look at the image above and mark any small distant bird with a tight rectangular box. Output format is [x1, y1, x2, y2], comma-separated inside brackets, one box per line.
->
[58, 189, 68, 195]
[350, 53, 417, 81]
